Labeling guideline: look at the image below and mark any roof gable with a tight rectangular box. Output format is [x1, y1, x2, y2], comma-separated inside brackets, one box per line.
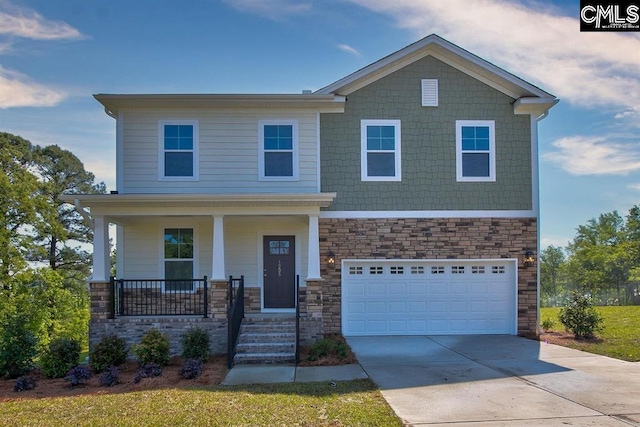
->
[316, 34, 557, 116]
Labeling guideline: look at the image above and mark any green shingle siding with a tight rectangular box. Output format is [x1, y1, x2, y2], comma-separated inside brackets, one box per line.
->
[320, 56, 532, 211]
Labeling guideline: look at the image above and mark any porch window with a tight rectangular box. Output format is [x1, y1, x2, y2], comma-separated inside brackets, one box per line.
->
[159, 121, 199, 180]
[258, 121, 298, 180]
[164, 228, 194, 292]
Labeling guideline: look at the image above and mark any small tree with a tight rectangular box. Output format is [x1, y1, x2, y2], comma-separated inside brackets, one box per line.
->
[0, 313, 38, 379]
[559, 292, 604, 339]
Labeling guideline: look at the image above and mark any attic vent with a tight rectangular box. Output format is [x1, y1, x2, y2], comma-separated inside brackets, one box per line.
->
[421, 79, 438, 107]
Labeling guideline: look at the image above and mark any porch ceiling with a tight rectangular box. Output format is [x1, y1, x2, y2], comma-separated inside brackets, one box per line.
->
[61, 192, 337, 217]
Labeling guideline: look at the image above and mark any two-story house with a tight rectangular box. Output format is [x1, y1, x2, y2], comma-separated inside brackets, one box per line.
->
[65, 34, 557, 363]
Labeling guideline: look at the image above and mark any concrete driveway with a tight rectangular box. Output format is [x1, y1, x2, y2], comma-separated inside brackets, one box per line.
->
[347, 335, 640, 426]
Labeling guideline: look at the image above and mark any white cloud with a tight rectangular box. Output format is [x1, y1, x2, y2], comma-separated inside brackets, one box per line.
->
[0, 0, 82, 40]
[337, 43, 361, 57]
[344, 0, 640, 115]
[627, 183, 640, 191]
[543, 136, 640, 176]
[0, 66, 66, 108]
[222, 0, 312, 20]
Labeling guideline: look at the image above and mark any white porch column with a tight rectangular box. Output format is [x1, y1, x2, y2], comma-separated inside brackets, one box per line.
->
[212, 215, 226, 281]
[307, 214, 322, 280]
[92, 215, 110, 282]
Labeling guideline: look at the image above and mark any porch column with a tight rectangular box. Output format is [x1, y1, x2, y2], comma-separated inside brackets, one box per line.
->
[212, 215, 226, 281]
[307, 214, 322, 280]
[92, 215, 110, 282]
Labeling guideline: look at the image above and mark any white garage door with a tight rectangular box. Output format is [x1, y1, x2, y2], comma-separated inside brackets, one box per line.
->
[342, 260, 516, 336]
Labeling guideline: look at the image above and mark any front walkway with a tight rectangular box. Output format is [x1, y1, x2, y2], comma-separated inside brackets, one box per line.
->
[347, 335, 640, 426]
[221, 364, 368, 385]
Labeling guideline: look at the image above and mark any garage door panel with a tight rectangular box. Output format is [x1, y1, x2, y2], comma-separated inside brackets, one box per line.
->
[343, 260, 516, 336]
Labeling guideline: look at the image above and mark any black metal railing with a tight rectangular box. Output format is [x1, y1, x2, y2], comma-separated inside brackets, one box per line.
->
[227, 275, 245, 369]
[295, 275, 300, 364]
[109, 277, 208, 317]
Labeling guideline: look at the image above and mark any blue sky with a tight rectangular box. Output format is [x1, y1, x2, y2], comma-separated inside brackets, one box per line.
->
[0, 0, 638, 249]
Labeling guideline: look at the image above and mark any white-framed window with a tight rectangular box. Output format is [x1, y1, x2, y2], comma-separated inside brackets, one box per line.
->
[361, 119, 401, 181]
[456, 120, 495, 182]
[158, 121, 199, 180]
[258, 120, 298, 181]
[163, 228, 196, 292]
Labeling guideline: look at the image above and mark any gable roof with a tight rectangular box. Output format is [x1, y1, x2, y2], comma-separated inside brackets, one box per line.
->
[316, 34, 557, 117]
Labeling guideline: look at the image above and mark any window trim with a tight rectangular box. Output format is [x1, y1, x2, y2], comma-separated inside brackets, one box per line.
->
[456, 120, 496, 182]
[258, 120, 299, 181]
[159, 224, 199, 293]
[158, 120, 199, 181]
[361, 119, 402, 182]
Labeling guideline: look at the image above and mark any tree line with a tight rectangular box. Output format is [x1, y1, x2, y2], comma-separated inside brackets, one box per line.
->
[0, 131, 105, 352]
[541, 206, 640, 306]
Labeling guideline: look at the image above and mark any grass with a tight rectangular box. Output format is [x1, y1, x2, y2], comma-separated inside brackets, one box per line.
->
[540, 305, 640, 362]
[0, 380, 402, 427]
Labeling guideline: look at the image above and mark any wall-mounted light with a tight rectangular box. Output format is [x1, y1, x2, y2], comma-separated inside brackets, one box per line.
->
[326, 251, 335, 268]
[524, 250, 535, 267]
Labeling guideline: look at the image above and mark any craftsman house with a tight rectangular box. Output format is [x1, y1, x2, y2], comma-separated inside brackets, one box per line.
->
[65, 34, 557, 363]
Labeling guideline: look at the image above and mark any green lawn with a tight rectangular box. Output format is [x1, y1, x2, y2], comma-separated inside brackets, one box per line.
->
[0, 380, 402, 427]
[540, 305, 640, 362]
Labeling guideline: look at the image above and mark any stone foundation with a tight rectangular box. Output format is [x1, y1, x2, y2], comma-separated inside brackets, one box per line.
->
[318, 217, 538, 336]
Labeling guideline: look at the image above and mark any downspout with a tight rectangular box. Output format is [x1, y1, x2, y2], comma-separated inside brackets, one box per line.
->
[104, 107, 117, 120]
[74, 198, 94, 228]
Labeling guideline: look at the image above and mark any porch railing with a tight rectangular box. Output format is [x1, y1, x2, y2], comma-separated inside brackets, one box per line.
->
[295, 275, 300, 364]
[227, 275, 245, 369]
[109, 277, 208, 318]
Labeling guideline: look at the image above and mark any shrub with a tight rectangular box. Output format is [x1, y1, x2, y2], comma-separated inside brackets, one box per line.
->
[13, 376, 36, 392]
[132, 329, 170, 366]
[179, 358, 202, 380]
[181, 327, 210, 362]
[0, 314, 38, 379]
[541, 318, 556, 332]
[134, 362, 163, 384]
[65, 366, 92, 387]
[90, 334, 127, 373]
[40, 338, 81, 378]
[307, 337, 349, 362]
[99, 366, 120, 387]
[559, 293, 604, 339]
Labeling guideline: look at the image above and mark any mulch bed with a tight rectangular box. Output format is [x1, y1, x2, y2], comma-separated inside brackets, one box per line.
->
[0, 355, 228, 401]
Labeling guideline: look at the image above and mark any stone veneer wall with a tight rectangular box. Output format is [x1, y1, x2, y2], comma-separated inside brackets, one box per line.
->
[318, 217, 538, 336]
[89, 280, 229, 357]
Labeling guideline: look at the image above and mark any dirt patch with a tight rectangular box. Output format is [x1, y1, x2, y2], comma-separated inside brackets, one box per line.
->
[538, 331, 604, 345]
[0, 355, 228, 401]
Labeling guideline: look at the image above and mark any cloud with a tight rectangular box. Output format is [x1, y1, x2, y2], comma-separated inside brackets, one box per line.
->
[0, 0, 82, 40]
[0, 66, 66, 108]
[627, 183, 640, 191]
[344, 0, 640, 115]
[337, 43, 361, 57]
[222, 0, 312, 20]
[543, 136, 640, 176]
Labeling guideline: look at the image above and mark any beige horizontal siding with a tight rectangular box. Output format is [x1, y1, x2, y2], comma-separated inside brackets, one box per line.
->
[121, 109, 320, 194]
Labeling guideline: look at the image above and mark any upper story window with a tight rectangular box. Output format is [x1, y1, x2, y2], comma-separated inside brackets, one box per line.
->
[456, 120, 495, 182]
[259, 121, 298, 181]
[159, 121, 199, 180]
[361, 119, 401, 181]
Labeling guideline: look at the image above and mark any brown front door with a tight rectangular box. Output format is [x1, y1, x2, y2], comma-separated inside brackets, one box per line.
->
[263, 236, 295, 309]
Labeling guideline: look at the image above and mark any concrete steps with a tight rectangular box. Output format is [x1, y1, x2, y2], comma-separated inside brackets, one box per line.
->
[233, 316, 297, 365]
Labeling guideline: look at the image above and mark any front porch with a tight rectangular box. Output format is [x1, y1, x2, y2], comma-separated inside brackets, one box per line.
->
[69, 192, 334, 359]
